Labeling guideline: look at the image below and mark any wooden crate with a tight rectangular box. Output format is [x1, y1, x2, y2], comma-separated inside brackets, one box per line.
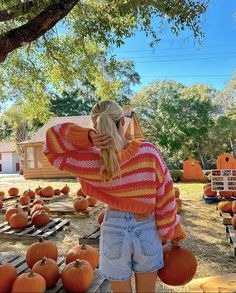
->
[79, 226, 101, 245]
[218, 210, 233, 225]
[0, 217, 70, 241]
[226, 225, 236, 258]
[0, 254, 111, 293]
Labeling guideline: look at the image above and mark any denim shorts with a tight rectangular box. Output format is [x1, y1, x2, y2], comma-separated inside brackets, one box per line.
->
[98, 210, 164, 281]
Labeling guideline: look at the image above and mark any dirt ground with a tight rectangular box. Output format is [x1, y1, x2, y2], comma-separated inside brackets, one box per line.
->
[0, 175, 235, 292]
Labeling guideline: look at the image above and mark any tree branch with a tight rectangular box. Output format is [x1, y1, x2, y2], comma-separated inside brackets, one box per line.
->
[0, 0, 80, 63]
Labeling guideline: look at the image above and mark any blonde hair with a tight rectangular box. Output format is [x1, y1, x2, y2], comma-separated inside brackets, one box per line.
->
[91, 100, 124, 181]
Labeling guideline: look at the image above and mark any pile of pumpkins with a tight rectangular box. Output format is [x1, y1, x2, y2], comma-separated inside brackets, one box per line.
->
[217, 200, 236, 229]
[0, 238, 99, 293]
[72, 188, 97, 213]
[203, 182, 236, 198]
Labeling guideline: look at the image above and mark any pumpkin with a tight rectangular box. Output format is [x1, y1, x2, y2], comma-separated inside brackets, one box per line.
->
[5, 204, 23, 223]
[9, 209, 28, 229]
[8, 187, 19, 197]
[203, 186, 217, 197]
[41, 186, 54, 198]
[26, 237, 58, 269]
[73, 197, 88, 212]
[76, 188, 87, 198]
[12, 271, 46, 293]
[218, 201, 232, 213]
[32, 198, 45, 206]
[232, 201, 236, 214]
[32, 210, 50, 227]
[54, 189, 61, 196]
[32, 257, 59, 288]
[25, 189, 35, 200]
[174, 187, 180, 198]
[66, 244, 99, 269]
[176, 198, 182, 212]
[232, 215, 236, 229]
[98, 211, 105, 225]
[158, 243, 197, 286]
[219, 191, 233, 198]
[61, 259, 94, 293]
[87, 197, 97, 207]
[0, 191, 5, 200]
[30, 204, 50, 216]
[0, 200, 3, 209]
[0, 262, 18, 293]
[61, 184, 70, 195]
[18, 195, 30, 206]
[35, 186, 43, 196]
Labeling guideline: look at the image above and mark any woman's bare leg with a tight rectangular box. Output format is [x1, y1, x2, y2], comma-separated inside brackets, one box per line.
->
[135, 271, 158, 293]
[110, 279, 132, 293]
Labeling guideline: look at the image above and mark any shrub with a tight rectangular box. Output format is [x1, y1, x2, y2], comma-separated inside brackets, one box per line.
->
[170, 170, 183, 182]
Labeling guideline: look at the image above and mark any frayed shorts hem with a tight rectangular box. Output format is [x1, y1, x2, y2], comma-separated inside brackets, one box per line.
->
[99, 272, 132, 281]
[133, 263, 164, 274]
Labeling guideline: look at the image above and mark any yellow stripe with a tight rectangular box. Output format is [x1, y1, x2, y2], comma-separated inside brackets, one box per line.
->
[156, 215, 175, 226]
[48, 129, 65, 153]
[108, 188, 156, 197]
[155, 189, 173, 208]
[156, 169, 164, 183]
[121, 161, 155, 174]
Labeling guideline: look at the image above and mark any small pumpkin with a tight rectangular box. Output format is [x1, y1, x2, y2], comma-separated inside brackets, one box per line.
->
[12, 271, 46, 293]
[76, 188, 87, 198]
[25, 189, 35, 200]
[87, 196, 97, 207]
[61, 184, 70, 195]
[218, 201, 232, 213]
[0, 191, 5, 200]
[203, 186, 217, 197]
[9, 209, 28, 229]
[158, 243, 197, 286]
[41, 186, 54, 198]
[232, 200, 236, 214]
[8, 187, 19, 197]
[32, 198, 45, 206]
[18, 195, 30, 206]
[232, 215, 236, 229]
[0, 200, 3, 209]
[61, 259, 94, 293]
[32, 257, 59, 288]
[30, 204, 50, 216]
[5, 204, 23, 223]
[26, 237, 58, 269]
[35, 186, 43, 196]
[66, 244, 99, 269]
[73, 197, 88, 212]
[98, 211, 105, 225]
[0, 262, 18, 293]
[32, 210, 50, 227]
[54, 189, 61, 196]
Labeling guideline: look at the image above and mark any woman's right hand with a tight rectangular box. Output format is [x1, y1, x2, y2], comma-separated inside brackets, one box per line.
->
[89, 131, 112, 149]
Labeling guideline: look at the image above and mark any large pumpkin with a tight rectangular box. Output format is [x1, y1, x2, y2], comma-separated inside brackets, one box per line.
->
[232, 201, 236, 214]
[31, 210, 50, 227]
[9, 209, 28, 229]
[12, 272, 46, 293]
[41, 186, 54, 198]
[61, 184, 70, 195]
[61, 259, 94, 293]
[203, 186, 217, 197]
[158, 243, 197, 286]
[32, 257, 59, 288]
[73, 197, 88, 212]
[5, 204, 23, 223]
[217, 201, 232, 213]
[26, 238, 58, 269]
[8, 187, 19, 197]
[0, 262, 18, 293]
[66, 244, 99, 269]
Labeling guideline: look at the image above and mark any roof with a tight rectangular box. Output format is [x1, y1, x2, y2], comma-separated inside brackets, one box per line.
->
[0, 142, 16, 153]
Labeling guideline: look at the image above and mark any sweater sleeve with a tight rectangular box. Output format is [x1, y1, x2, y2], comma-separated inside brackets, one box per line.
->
[43, 123, 100, 178]
[154, 151, 182, 240]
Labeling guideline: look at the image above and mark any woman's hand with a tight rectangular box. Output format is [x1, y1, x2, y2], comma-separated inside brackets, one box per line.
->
[89, 130, 112, 149]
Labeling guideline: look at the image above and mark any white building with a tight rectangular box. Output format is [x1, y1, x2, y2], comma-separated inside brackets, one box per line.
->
[0, 142, 20, 174]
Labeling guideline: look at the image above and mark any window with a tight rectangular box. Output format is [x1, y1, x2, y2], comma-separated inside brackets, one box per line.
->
[0, 164, 2, 172]
[16, 163, 20, 172]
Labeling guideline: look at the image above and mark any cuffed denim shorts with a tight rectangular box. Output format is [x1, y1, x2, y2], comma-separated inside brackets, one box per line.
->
[99, 209, 164, 281]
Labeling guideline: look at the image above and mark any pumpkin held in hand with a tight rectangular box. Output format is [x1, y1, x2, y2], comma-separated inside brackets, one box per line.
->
[61, 259, 94, 293]
[158, 243, 197, 286]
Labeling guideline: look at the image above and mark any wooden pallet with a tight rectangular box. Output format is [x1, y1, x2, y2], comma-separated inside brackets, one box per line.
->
[226, 225, 236, 258]
[0, 217, 70, 241]
[0, 254, 111, 293]
[219, 210, 233, 225]
[79, 226, 101, 245]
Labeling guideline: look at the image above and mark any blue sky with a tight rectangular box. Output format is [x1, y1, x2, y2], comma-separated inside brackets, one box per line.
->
[112, 0, 236, 93]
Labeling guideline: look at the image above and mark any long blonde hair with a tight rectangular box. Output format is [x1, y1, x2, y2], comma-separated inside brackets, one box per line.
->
[91, 100, 124, 181]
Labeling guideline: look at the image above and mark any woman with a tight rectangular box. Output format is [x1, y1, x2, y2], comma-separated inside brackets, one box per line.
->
[44, 100, 186, 293]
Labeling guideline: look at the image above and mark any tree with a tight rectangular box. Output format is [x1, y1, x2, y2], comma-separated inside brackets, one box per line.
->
[0, 1, 208, 62]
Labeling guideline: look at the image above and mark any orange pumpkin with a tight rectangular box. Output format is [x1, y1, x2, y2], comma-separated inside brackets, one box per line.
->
[61, 184, 70, 195]
[232, 215, 236, 229]
[98, 211, 105, 225]
[76, 188, 87, 198]
[203, 186, 217, 197]
[30, 204, 50, 216]
[218, 201, 232, 213]
[54, 189, 61, 196]
[61, 259, 94, 292]
[66, 244, 99, 270]
[12, 271, 46, 293]
[0, 191, 5, 200]
[18, 195, 30, 206]
[26, 238, 58, 269]
[0, 200, 3, 209]
[32, 198, 45, 206]
[32, 257, 59, 288]
[0, 262, 18, 293]
[35, 186, 42, 196]
[73, 197, 88, 212]
[87, 197, 97, 207]
[232, 201, 236, 214]
[8, 187, 19, 197]
[219, 191, 233, 198]
[158, 243, 197, 286]
[5, 204, 23, 223]
[32, 210, 50, 227]
[25, 189, 35, 200]
[41, 186, 54, 198]
[9, 209, 28, 229]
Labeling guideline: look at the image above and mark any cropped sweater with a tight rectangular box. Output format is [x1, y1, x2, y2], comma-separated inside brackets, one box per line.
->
[43, 122, 184, 240]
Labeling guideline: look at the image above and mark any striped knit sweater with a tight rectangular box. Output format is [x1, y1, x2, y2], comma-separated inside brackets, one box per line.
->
[44, 122, 184, 240]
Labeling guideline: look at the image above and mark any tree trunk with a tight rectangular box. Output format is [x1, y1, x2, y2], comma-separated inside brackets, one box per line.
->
[197, 148, 208, 170]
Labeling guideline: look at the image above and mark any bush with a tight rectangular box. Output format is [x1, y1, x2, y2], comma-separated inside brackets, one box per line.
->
[170, 170, 183, 182]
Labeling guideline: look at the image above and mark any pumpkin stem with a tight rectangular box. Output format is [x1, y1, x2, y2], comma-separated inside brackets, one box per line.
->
[28, 271, 35, 278]
[74, 259, 82, 268]
[41, 257, 47, 265]
[81, 244, 86, 250]
[39, 237, 44, 243]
